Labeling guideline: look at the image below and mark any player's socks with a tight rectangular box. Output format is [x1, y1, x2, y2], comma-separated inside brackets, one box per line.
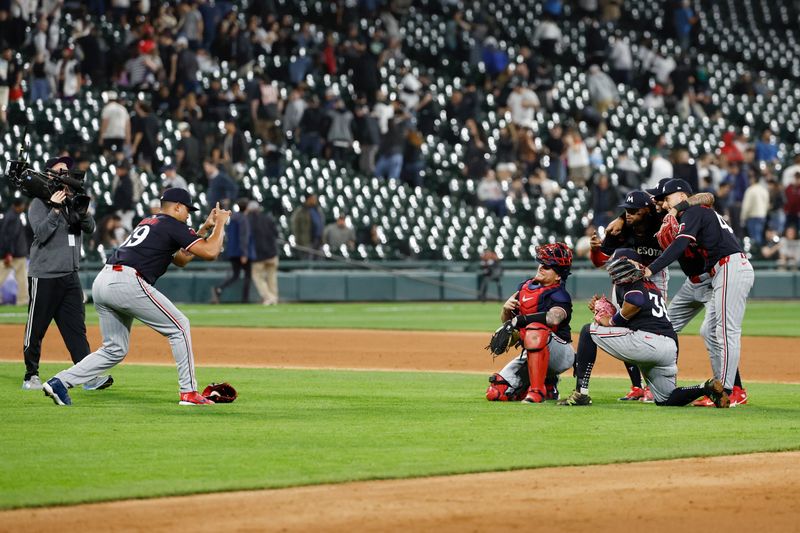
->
[624, 363, 642, 388]
[661, 384, 706, 406]
[734, 369, 743, 388]
[575, 324, 597, 395]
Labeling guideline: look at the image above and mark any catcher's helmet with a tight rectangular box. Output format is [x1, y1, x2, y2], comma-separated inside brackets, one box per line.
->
[535, 242, 573, 279]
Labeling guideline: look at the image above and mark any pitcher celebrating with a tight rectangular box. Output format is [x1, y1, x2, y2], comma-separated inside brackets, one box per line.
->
[485, 243, 576, 404]
[43, 188, 231, 406]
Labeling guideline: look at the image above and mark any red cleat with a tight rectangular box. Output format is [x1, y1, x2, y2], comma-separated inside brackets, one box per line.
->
[179, 391, 214, 405]
[729, 386, 748, 407]
[619, 386, 645, 401]
[522, 388, 546, 404]
[692, 396, 715, 407]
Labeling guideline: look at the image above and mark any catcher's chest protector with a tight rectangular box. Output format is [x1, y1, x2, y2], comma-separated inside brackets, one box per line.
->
[518, 282, 561, 317]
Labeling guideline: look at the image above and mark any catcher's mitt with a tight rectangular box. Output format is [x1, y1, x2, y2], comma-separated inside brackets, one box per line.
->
[592, 296, 617, 322]
[486, 320, 520, 358]
[202, 382, 238, 403]
[656, 213, 680, 250]
[607, 256, 645, 285]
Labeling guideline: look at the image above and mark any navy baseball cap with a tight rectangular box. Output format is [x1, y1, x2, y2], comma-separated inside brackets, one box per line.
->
[160, 187, 199, 212]
[645, 177, 671, 197]
[655, 178, 693, 199]
[611, 248, 642, 262]
[618, 190, 653, 209]
[45, 156, 74, 170]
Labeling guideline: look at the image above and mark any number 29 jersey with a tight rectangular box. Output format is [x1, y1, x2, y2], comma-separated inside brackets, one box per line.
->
[107, 214, 203, 285]
[614, 279, 677, 343]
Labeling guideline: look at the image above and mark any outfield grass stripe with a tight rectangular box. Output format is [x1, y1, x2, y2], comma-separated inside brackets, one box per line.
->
[2, 363, 799, 509]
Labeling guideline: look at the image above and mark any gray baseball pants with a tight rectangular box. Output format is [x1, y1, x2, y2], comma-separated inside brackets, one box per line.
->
[705, 254, 754, 390]
[497, 334, 575, 396]
[590, 324, 678, 403]
[56, 265, 198, 392]
[667, 273, 717, 360]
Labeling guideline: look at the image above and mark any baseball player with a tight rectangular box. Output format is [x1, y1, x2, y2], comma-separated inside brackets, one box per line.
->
[558, 249, 728, 407]
[485, 243, 576, 404]
[654, 192, 748, 407]
[644, 179, 754, 404]
[42, 188, 231, 406]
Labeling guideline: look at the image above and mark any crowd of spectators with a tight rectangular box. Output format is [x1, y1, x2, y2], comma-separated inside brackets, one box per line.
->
[0, 0, 799, 267]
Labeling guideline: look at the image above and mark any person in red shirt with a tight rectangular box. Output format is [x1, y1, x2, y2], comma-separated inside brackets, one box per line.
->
[784, 172, 800, 229]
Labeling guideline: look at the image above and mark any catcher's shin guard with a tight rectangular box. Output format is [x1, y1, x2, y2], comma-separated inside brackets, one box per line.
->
[522, 325, 550, 403]
[486, 373, 523, 401]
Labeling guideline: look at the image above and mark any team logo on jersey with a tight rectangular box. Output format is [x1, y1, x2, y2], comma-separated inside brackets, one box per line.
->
[678, 222, 686, 234]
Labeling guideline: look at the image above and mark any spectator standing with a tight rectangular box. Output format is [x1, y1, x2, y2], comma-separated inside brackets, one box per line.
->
[781, 154, 800, 187]
[170, 36, 199, 93]
[740, 174, 769, 246]
[178, 1, 204, 50]
[250, 75, 281, 141]
[767, 179, 786, 234]
[291, 194, 325, 259]
[99, 92, 131, 155]
[672, 148, 699, 193]
[322, 214, 357, 252]
[282, 87, 307, 140]
[587, 64, 619, 114]
[326, 98, 354, 163]
[477, 171, 507, 218]
[607, 33, 632, 85]
[131, 100, 160, 171]
[506, 82, 540, 130]
[175, 122, 203, 183]
[297, 95, 325, 157]
[673, 0, 696, 51]
[204, 160, 238, 208]
[111, 159, 136, 231]
[0, 198, 30, 305]
[375, 113, 408, 180]
[54, 45, 82, 99]
[221, 117, 247, 175]
[353, 101, 381, 175]
[28, 52, 51, 103]
[247, 201, 280, 305]
[0, 44, 22, 128]
[478, 250, 503, 302]
[565, 130, 591, 187]
[591, 174, 620, 229]
[533, 14, 562, 57]
[754, 128, 780, 165]
[784, 172, 800, 229]
[212, 199, 252, 304]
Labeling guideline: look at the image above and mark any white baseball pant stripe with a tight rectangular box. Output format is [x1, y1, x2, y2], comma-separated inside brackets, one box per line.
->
[23, 277, 38, 348]
[589, 324, 678, 403]
[705, 255, 754, 390]
[56, 265, 198, 392]
[498, 334, 575, 395]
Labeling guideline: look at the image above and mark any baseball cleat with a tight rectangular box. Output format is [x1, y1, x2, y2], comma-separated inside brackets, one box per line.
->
[83, 375, 114, 391]
[545, 382, 560, 401]
[486, 374, 523, 401]
[22, 375, 43, 390]
[179, 391, 214, 405]
[522, 388, 546, 404]
[729, 386, 748, 407]
[639, 386, 655, 403]
[556, 390, 592, 406]
[43, 377, 72, 406]
[692, 396, 715, 407]
[702, 379, 730, 408]
[618, 386, 645, 401]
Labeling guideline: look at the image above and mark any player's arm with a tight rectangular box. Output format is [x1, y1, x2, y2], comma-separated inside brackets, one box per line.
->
[172, 248, 194, 267]
[599, 290, 643, 327]
[668, 192, 714, 216]
[500, 291, 519, 322]
[187, 209, 231, 260]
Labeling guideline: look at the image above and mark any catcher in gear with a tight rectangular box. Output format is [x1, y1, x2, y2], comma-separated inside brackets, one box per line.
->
[558, 248, 729, 408]
[485, 243, 576, 404]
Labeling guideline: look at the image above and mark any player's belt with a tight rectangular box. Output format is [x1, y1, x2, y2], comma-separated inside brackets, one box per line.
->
[708, 253, 747, 277]
[688, 272, 711, 284]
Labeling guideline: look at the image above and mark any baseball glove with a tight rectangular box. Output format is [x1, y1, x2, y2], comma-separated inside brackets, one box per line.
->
[202, 382, 238, 403]
[592, 296, 617, 322]
[656, 213, 680, 250]
[486, 320, 520, 358]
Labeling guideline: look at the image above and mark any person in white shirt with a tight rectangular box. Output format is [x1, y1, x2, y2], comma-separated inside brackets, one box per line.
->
[99, 91, 131, 153]
[565, 131, 591, 187]
[587, 64, 619, 114]
[740, 174, 770, 246]
[54, 46, 81, 99]
[781, 154, 800, 187]
[645, 153, 673, 190]
[506, 83, 539, 129]
[477, 170, 507, 217]
[607, 34, 632, 85]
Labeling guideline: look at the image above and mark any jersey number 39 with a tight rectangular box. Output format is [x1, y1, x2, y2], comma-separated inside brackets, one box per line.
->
[120, 226, 151, 248]
[648, 292, 669, 320]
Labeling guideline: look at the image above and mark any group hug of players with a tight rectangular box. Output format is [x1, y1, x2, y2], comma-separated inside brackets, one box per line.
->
[485, 177, 754, 408]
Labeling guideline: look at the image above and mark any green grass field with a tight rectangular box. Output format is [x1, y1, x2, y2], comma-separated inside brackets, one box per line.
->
[2, 300, 799, 510]
[1, 300, 800, 335]
[3, 363, 799, 510]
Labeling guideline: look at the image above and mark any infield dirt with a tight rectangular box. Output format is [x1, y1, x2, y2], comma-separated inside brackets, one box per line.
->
[1, 324, 798, 532]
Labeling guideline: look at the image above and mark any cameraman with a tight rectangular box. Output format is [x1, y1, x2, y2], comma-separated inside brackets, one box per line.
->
[22, 156, 111, 392]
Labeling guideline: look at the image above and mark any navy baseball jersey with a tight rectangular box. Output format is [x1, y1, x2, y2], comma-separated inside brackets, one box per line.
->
[677, 242, 708, 278]
[675, 205, 742, 267]
[614, 279, 677, 343]
[108, 214, 203, 284]
[516, 280, 573, 342]
[600, 215, 663, 266]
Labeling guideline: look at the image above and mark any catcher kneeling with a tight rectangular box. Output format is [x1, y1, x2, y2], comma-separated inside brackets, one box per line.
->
[557, 248, 729, 407]
[485, 243, 576, 403]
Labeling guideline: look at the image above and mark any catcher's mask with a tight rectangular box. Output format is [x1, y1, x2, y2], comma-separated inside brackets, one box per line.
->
[606, 248, 644, 285]
[535, 242, 573, 280]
